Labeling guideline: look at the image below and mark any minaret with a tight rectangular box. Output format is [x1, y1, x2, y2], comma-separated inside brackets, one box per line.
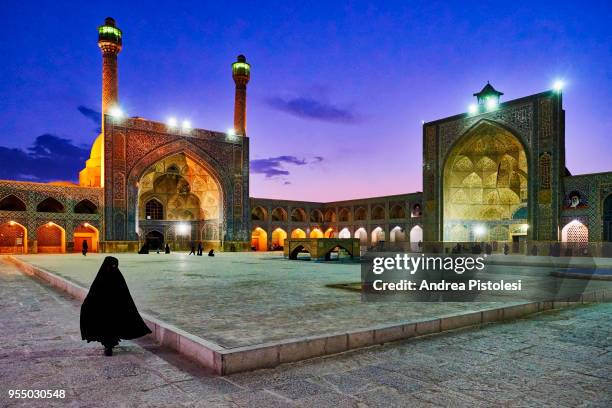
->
[98, 17, 122, 129]
[232, 55, 250, 136]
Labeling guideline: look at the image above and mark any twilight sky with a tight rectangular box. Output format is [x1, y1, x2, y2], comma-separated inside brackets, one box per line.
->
[1, 1, 610, 202]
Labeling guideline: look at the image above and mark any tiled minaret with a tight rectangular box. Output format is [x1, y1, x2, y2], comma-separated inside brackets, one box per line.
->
[232, 55, 251, 136]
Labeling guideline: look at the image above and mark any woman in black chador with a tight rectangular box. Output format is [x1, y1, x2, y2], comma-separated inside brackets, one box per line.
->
[80, 256, 151, 356]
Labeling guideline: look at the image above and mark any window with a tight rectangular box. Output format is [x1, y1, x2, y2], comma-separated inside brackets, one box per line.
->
[145, 199, 164, 220]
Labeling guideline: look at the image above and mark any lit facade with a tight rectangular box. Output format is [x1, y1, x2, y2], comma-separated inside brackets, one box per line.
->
[0, 18, 611, 256]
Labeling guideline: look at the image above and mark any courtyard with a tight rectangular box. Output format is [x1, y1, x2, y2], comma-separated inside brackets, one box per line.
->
[12, 252, 610, 352]
[0, 257, 610, 407]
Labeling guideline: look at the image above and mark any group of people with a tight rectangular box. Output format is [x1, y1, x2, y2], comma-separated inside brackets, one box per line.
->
[189, 241, 214, 257]
[137, 242, 214, 256]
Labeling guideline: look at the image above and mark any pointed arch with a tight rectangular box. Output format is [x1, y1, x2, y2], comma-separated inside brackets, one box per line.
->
[0, 221, 27, 254]
[251, 206, 267, 221]
[339, 208, 351, 222]
[271, 228, 287, 249]
[251, 227, 268, 251]
[37, 197, 64, 213]
[36, 222, 65, 253]
[0, 194, 26, 211]
[371, 206, 385, 220]
[271, 207, 288, 221]
[310, 209, 324, 223]
[338, 227, 351, 239]
[291, 228, 306, 239]
[74, 199, 98, 214]
[291, 208, 307, 222]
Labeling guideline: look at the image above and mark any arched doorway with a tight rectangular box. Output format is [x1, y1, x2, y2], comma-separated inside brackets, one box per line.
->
[271, 228, 287, 250]
[73, 223, 99, 253]
[604, 195, 612, 242]
[310, 228, 324, 238]
[324, 227, 335, 238]
[354, 227, 367, 245]
[145, 230, 164, 250]
[443, 122, 528, 241]
[371, 227, 384, 244]
[36, 222, 65, 253]
[251, 227, 268, 251]
[0, 221, 27, 254]
[291, 228, 306, 239]
[390, 226, 406, 242]
[410, 225, 423, 251]
[338, 227, 351, 239]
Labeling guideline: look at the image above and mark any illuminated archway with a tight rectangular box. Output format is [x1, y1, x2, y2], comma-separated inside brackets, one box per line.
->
[36, 222, 65, 253]
[291, 228, 306, 239]
[371, 227, 385, 244]
[443, 122, 528, 241]
[390, 226, 406, 242]
[310, 228, 324, 238]
[338, 227, 351, 239]
[0, 221, 27, 254]
[73, 223, 99, 253]
[271, 228, 287, 249]
[138, 153, 221, 223]
[354, 227, 367, 244]
[561, 220, 588, 243]
[410, 225, 423, 251]
[251, 227, 268, 251]
[324, 227, 335, 238]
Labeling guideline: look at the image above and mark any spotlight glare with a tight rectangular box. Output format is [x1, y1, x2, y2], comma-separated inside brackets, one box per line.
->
[181, 120, 191, 130]
[167, 117, 178, 127]
[485, 97, 498, 111]
[108, 105, 124, 118]
[474, 225, 486, 236]
[227, 128, 236, 136]
[468, 104, 478, 114]
[553, 80, 564, 92]
[176, 223, 190, 235]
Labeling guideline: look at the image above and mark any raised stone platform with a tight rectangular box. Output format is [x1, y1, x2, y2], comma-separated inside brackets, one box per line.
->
[283, 238, 360, 261]
[7, 253, 610, 375]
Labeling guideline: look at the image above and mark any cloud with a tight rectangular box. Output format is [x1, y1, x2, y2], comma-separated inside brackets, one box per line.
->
[266, 96, 359, 123]
[250, 155, 325, 185]
[78, 105, 101, 133]
[0, 134, 90, 182]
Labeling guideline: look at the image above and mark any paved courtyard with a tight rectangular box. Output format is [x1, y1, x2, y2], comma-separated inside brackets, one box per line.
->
[1, 258, 610, 407]
[14, 252, 609, 349]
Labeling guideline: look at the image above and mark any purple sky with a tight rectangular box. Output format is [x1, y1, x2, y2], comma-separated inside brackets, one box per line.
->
[1, 1, 610, 202]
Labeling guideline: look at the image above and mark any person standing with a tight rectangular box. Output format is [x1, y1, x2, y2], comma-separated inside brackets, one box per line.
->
[80, 257, 152, 356]
[189, 242, 196, 255]
[165, 243, 170, 254]
[197, 242, 203, 256]
[82, 240, 88, 256]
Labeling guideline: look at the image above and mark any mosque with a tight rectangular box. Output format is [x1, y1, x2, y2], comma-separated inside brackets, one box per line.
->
[1, 18, 611, 256]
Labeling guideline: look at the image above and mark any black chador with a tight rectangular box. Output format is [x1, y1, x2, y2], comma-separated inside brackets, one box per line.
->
[80, 256, 151, 356]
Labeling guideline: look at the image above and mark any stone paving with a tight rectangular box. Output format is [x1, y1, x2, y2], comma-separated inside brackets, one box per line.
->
[16, 252, 608, 350]
[1, 258, 610, 407]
